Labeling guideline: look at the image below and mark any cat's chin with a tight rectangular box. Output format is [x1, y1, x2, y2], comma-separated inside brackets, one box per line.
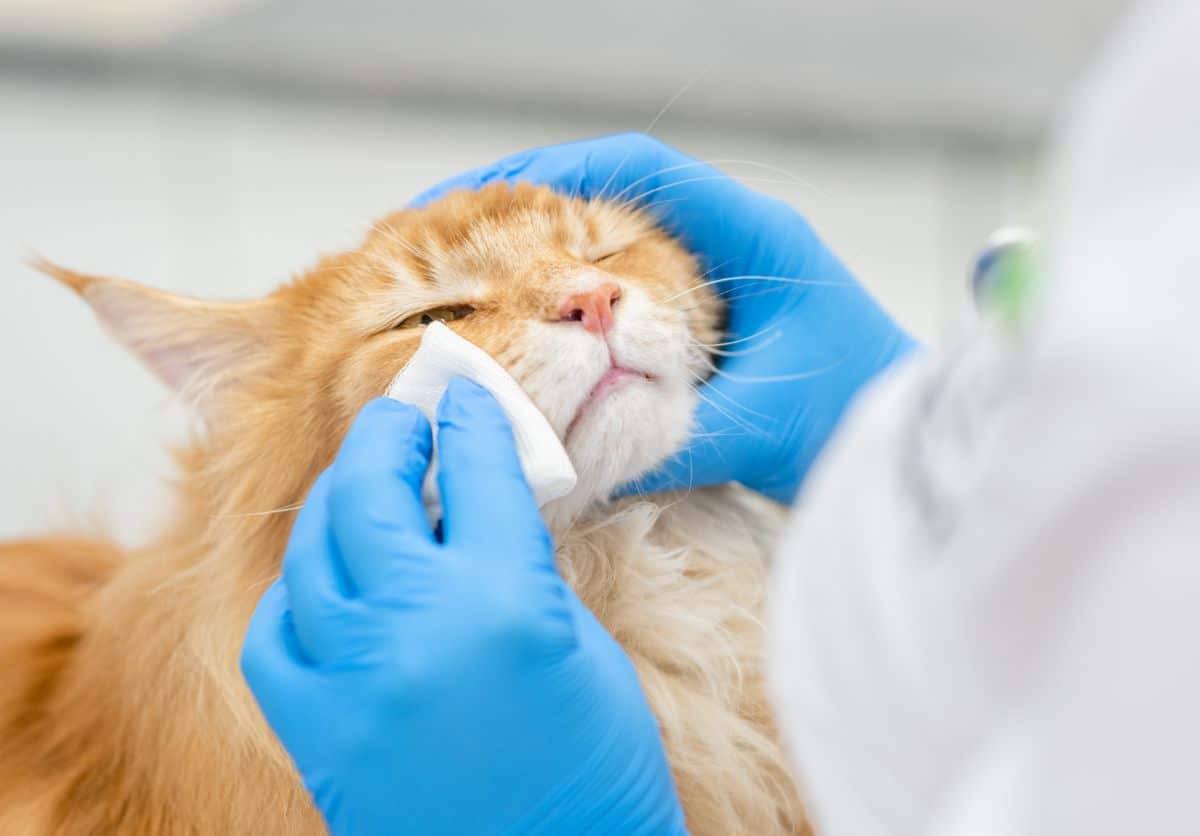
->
[543, 377, 694, 531]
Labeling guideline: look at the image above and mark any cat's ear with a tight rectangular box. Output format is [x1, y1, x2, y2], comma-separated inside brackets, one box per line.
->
[33, 258, 276, 411]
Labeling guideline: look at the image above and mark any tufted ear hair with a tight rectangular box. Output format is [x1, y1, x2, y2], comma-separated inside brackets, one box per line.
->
[33, 258, 277, 412]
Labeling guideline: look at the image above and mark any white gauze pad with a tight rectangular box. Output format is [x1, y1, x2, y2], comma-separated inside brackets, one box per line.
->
[384, 321, 577, 521]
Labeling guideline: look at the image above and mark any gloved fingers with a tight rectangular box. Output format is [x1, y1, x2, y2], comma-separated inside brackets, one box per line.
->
[241, 579, 321, 731]
[328, 398, 438, 597]
[435, 377, 548, 553]
[281, 470, 378, 663]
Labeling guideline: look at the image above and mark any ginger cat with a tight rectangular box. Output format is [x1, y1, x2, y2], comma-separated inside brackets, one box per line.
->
[0, 183, 808, 835]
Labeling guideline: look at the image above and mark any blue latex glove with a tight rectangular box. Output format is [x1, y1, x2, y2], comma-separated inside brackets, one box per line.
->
[241, 380, 686, 836]
[415, 134, 916, 503]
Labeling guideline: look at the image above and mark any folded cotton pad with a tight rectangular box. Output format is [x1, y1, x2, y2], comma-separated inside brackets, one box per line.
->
[384, 321, 577, 521]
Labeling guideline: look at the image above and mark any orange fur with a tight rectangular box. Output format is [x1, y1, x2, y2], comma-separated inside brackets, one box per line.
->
[1, 183, 809, 835]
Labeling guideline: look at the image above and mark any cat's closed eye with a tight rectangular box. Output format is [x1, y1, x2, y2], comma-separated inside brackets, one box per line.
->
[395, 304, 475, 329]
[584, 241, 629, 264]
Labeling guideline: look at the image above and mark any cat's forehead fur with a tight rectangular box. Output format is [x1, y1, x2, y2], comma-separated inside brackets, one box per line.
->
[372, 181, 655, 274]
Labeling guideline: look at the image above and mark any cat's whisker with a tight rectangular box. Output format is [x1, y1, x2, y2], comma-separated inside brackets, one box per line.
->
[691, 323, 782, 347]
[596, 78, 697, 201]
[608, 157, 821, 207]
[608, 161, 721, 205]
[657, 274, 851, 306]
[700, 258, 737, 281]
[632, 195, 691, 214]
[689, 323, 782, 349]
[689, 374, 777, 423]
[691, 329, 783, 358]
[704, 158, 824, 196]
[615, 174, 817, 214]
[688, 377, 776, 439]
[687, 428, 749, 440]
[689, 381, 759, 431]
[210, 502, 306, 520]
[698, 353, 850, 385]
[665, 257, 735, 314]
[671, 291, 789, 314]
[709, 286, 804, 307]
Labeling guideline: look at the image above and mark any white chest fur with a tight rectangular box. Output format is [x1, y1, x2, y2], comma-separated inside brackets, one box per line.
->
[553, 486, 808, 836]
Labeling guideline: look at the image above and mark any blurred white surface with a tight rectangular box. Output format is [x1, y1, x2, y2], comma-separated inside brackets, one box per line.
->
[1, 0, 1131, 141]
[0, 0, 245, 46]
[0, 73, 1033, 542]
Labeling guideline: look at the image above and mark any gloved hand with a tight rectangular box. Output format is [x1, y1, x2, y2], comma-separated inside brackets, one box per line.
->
[241, 380, 686, 836]
[415, 134, 916, 503]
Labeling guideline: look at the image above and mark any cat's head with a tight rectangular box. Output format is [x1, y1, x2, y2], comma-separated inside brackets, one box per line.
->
[39, 182, 722, 529]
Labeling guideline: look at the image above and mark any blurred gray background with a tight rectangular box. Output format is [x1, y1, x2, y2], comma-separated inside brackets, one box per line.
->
[1, 0, 1131, 540]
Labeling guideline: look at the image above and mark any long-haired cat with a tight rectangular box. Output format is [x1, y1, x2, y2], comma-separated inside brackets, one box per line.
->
[0, 182, 808, 835]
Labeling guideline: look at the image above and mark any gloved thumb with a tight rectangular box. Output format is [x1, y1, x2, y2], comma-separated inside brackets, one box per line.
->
[435, 377, 552, 557]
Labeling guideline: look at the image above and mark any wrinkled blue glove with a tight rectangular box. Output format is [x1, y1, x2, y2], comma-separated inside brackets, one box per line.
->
[241, 380, 686, 836]
[415, 134, 916, 503]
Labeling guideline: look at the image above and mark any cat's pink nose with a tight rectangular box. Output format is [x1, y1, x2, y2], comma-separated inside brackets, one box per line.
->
[558, 283, 621, 335]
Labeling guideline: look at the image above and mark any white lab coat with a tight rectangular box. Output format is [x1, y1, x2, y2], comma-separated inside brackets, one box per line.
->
[768, 2, 1200, 834]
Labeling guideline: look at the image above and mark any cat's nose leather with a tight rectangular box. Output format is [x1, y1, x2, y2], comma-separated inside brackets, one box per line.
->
[558, 283, 621, 335]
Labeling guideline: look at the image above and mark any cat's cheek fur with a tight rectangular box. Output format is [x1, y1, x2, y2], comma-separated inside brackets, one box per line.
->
[500, 319, 612, 437]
